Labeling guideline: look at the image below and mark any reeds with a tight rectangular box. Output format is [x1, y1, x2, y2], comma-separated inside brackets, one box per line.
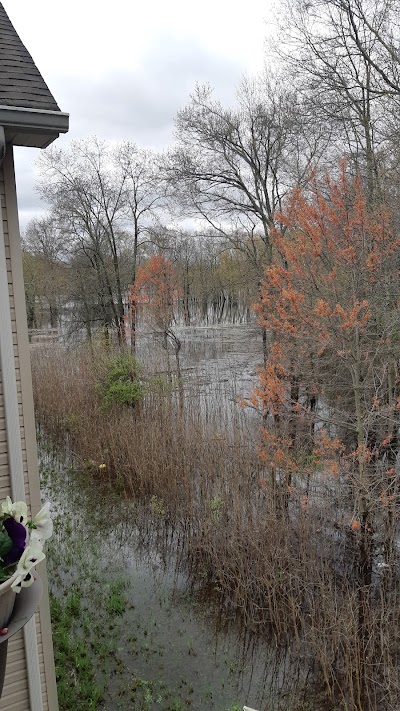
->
[31, 343, 400, 710]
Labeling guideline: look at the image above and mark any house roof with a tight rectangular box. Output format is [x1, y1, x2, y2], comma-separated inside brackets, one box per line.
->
[0, 3, 60, 111]
[0, 2, 68, 147]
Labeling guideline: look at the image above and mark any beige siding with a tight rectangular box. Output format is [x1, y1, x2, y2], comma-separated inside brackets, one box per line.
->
[0, 152, 57, 710]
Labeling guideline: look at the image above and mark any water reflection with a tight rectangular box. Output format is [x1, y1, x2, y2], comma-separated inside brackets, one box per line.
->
[138, 324, 262, 391]
[42, 449, 325, 711]
[38, 323, 334, 710]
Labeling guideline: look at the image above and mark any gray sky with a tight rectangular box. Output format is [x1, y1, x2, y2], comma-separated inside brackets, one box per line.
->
[3, 0, 275, 228]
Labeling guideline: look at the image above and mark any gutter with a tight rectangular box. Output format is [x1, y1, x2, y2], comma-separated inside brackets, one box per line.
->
[0, 104, 69, 134]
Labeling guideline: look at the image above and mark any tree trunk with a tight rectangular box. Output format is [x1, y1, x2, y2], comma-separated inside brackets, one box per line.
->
[130, 222, 139, 354]
[49, 301, 58, 329]
[353, 346, 372, 711]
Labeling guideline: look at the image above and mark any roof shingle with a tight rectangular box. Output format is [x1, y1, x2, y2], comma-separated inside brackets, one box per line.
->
[0, 3, 60, 112]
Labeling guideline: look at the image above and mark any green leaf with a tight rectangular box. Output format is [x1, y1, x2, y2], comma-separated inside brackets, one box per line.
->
[0, 531, 12, 561]
[0, 569, 11, 583]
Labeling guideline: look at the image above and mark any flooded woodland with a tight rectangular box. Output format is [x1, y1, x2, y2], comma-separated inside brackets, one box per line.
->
[23, 11, 400, 705]
[33, 323, 323, 711]
[30, 289, 400, 711]
[27, 167, 400, 711]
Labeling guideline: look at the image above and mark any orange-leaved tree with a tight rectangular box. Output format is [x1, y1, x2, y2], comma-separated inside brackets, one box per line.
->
[129, 255, 182, 377]
[254, 166, 400, 707]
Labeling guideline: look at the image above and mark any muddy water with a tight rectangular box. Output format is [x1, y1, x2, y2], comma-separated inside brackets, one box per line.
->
[178, 323, 262, 380]
[138, 322, 264, 428]
[42, 324, 314, 711]
[43, 453, 302, 711]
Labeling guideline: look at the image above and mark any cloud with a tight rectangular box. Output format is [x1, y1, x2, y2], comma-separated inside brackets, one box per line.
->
[13, 32, 245, 227]
[13, 149, 46, 231]
[56, 32, 243, 147]
[4, 0, 273, 225]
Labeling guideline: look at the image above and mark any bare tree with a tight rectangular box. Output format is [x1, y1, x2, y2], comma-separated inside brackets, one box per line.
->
[23, 216, 67, 329]
[165, 75, 326, 355]
[166, 78, 323, 268]
[115, 142, 166, 352]
[277, 0, 400, 203]
[38, 139, 130, 344]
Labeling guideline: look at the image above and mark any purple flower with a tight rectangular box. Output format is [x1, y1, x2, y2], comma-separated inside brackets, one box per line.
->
[2, 517, 27, 566]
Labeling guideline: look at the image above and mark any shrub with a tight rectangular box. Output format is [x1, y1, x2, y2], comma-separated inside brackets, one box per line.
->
[97, 354, 144, 411]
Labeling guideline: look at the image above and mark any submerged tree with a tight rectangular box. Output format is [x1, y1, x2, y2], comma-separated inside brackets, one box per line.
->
[165, 75, 328, 357]
[38, 138, 165, 346]
[23, 216, 68, 329]
[38, 139, 129, 343]
[115, 142, 166, 352]
[130, 255, 182, 379]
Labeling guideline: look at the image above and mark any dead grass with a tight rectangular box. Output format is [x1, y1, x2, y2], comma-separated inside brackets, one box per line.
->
[31, 343, 400, 711]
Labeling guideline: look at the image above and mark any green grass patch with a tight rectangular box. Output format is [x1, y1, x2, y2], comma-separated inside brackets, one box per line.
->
[50, 594, 104, 711]
[106, 577, 127, 616]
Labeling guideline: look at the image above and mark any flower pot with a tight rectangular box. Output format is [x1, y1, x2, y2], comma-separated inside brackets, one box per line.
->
[0, 574, 18, 630]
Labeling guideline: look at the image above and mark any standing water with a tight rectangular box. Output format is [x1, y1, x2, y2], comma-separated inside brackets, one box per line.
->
[42, 451, 305, 711]
[37, 323, 326, 710]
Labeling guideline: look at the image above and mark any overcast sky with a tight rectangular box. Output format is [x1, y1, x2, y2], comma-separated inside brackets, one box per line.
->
[3, 0, 276, 228]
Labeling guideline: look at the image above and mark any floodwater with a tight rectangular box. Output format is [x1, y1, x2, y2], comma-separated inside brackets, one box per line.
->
[138, 322, 264, 423]
[43, 453, 305, 711]
[177, 323, 262, 377]
[40, 324, 320, 711]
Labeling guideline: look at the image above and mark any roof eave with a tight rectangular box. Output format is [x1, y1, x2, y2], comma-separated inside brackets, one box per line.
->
[0, 104, 69, 148]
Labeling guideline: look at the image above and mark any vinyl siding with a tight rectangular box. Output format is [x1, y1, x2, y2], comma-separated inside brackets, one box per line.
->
[0, 156, 53, 710]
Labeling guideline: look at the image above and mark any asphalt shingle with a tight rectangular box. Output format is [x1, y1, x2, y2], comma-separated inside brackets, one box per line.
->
[0, 3, 60, 111]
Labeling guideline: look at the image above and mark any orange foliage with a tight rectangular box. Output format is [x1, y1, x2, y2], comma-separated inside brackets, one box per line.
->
[259, 430, 297, 473]
[255, 164, 398, 492]
[130, 255, 180, 330]
[351, 519, 361, 531]
[131, 255, 177, 305]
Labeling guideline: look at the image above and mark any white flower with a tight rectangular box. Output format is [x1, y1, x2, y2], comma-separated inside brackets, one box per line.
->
[11, 541, 45, 593]
[30, 503, 53, 542]
[1, 497, 13, 517]
[13, 571, 35, 590]
[16, 541, 45, 574]
[1, 497, 27, 524]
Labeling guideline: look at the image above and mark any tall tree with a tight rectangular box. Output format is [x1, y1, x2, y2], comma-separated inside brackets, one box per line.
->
[165, 76, 326, 355]
[130, 255, 182, 378]
[166, 77, 323, 271]
[255, 166, 400, 707]
[277, 0, 400, 204]
[23, 216, 67, 328]
[115, 142, 166, 352]
[38, 139, 130, 344]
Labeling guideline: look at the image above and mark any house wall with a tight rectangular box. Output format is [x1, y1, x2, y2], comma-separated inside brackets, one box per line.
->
[0, 147, 58, 711]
